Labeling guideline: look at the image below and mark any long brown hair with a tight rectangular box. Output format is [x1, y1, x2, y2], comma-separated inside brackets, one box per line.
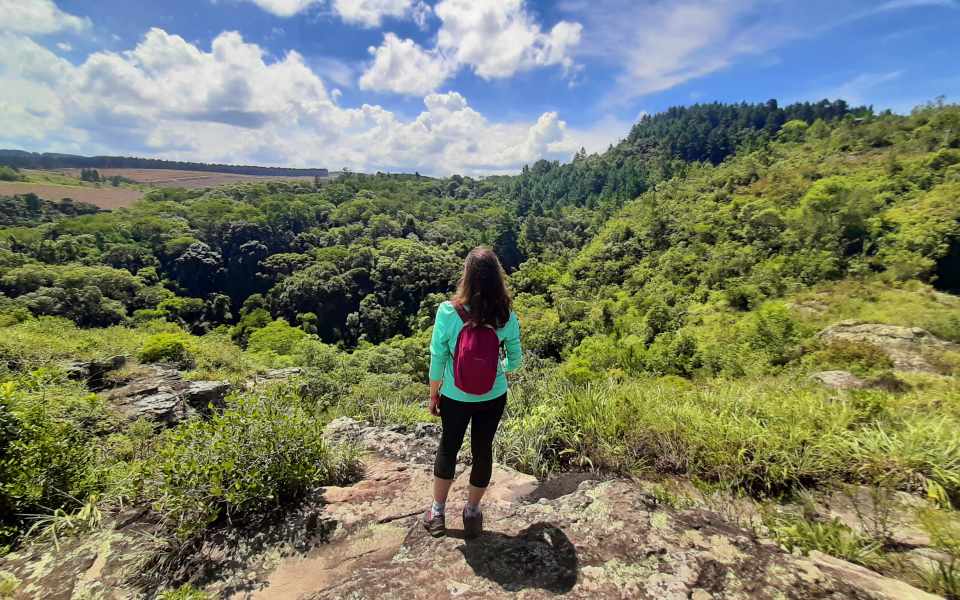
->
[452, 246, 511, 328]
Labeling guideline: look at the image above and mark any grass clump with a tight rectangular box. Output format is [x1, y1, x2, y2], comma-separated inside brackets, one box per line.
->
[157, 583, 210, 600]
[488, 369, 960, 503]
[0, 571, 20, 598]
[764, 512, 883, 567]
[918, 508, 960, 598]
[145, 387, 359, 540]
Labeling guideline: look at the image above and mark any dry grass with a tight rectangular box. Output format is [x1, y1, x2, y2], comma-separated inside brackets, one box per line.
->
[56, 168, 319, 188]
[0, 182, 142, 209]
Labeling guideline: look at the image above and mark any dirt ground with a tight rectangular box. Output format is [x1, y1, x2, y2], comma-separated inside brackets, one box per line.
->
[0, 182, 143, 209]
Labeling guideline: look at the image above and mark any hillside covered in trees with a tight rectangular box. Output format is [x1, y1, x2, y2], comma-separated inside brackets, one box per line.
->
[1, 100, 959, 597]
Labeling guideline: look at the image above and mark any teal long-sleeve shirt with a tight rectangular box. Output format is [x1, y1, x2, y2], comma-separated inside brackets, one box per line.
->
[428, 301, 522, 402]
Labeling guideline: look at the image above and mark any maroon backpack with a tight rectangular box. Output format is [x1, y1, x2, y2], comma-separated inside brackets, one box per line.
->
[452, 303, 501, 394]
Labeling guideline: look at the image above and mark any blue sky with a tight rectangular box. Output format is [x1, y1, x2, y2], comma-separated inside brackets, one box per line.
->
[1, 0, 958, 175]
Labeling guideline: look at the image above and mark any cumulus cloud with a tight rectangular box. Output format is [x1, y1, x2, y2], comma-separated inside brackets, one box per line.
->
[333, 0, 430, 28]
[359, 33, 453, 96]
[359, 0, 582, 95]
[244, 0, 322, 18]
[435, 0, 582, 79]
[0, 0, 90, 35]
[0, 28, 577, 175]
[243, 0, 430, 26]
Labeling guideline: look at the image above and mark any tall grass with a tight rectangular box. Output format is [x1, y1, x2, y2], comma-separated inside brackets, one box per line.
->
[493, 373, 960, 501]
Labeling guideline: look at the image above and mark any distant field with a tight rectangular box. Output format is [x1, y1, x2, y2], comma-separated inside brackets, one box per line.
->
[0, 182, 142, 209]
[57, 168, 320, 188]
[0, 168, 327, 209]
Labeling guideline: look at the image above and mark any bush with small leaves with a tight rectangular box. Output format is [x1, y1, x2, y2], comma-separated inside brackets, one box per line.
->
[145, 388, 359, 539]
[137, 332, 197, 368]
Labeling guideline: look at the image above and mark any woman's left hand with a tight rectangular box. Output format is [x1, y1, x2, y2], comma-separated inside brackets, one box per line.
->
[429, 392, 441, 417]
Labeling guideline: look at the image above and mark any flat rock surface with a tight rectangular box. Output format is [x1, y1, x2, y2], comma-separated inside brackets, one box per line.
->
[0, 418, 943, 600]
[817, 321, 958, 372]
[104, 365, 231, 427]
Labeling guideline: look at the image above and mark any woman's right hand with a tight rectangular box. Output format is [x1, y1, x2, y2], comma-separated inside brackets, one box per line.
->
[429, 380, 442, 416]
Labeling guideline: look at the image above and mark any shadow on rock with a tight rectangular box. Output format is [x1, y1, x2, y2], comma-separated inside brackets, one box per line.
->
[455, 522, 578, 593]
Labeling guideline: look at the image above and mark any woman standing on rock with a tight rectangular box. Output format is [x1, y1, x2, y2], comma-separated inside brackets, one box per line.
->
[424, 246, 522, 539]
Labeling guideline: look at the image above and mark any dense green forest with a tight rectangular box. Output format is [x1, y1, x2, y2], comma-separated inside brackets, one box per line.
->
[2, 99, 959, 596]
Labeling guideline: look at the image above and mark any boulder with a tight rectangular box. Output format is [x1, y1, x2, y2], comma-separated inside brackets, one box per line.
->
[324, 416, 441, 464]
[64, 356, 126, 390]
[810, 370, 868, 390]
[105, 366, 231, 427]
[323, 416, 364, 446]
[809, 551, 940, 600]
[817, 321, 959, 372]
[244, 367, 303, 390]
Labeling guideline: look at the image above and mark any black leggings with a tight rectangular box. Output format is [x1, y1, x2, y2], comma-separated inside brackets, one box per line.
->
[433, 393, 507, 488]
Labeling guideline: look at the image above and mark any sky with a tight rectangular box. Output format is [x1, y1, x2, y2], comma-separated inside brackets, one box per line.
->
[0, 0, 958, 176]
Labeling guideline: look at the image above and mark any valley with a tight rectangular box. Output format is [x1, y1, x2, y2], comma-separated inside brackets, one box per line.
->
[1, 100, 959, 599]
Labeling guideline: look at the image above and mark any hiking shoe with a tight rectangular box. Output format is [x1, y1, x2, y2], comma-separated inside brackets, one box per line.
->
[463, 507, 483, 540]
[423, 509, 446, 537]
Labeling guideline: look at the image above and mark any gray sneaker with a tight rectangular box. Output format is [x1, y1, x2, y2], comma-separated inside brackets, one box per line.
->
[423, 509, 445, 537]
[463, 508, 483, 540]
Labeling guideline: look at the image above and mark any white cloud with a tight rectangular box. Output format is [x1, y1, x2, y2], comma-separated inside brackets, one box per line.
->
[333, 0, 429, 28]
[359, 33, 452, 96]
[359, 0, 582, 95]
[245, 0, 322, 18]
[242, 0, 430, 26]
[0, 0, 90, 35]
[56, 41, 72, 52]
[311, 56, 357, 88]
[435, 0, 582, 79]
[560, 0, 958, 103]
[0, 28, 577, 176]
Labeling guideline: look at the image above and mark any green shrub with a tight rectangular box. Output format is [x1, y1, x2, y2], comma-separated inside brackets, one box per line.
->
[0, 379, 106, 550]
[138, 332, 197, 368]
[246, 319, 310, 361]
[145, 388, 359, 539]
[0, 167, 23, 182]
[331, 373, 428, 427]
[743, 302, 803, 366]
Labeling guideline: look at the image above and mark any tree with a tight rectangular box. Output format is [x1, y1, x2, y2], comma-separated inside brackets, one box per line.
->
[173, 242, 224, 297]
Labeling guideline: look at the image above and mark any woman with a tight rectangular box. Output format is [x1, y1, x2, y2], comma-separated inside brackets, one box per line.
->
[424, 246, 522, 539]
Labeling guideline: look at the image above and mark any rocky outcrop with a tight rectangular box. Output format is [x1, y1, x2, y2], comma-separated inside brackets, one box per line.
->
[808, 370, 911, 392]
[810, 370, 869, 390]
[324, 416, 443, 464]
[64, 355, 126, 390]
[105, 366, 231, 427]
[817, 321, 958, 372]
[0, 418, 943, 600]
[243, 367, 303, 390]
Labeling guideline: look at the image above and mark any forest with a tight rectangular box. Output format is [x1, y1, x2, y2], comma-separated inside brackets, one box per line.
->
[1, 99, 959, 597]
